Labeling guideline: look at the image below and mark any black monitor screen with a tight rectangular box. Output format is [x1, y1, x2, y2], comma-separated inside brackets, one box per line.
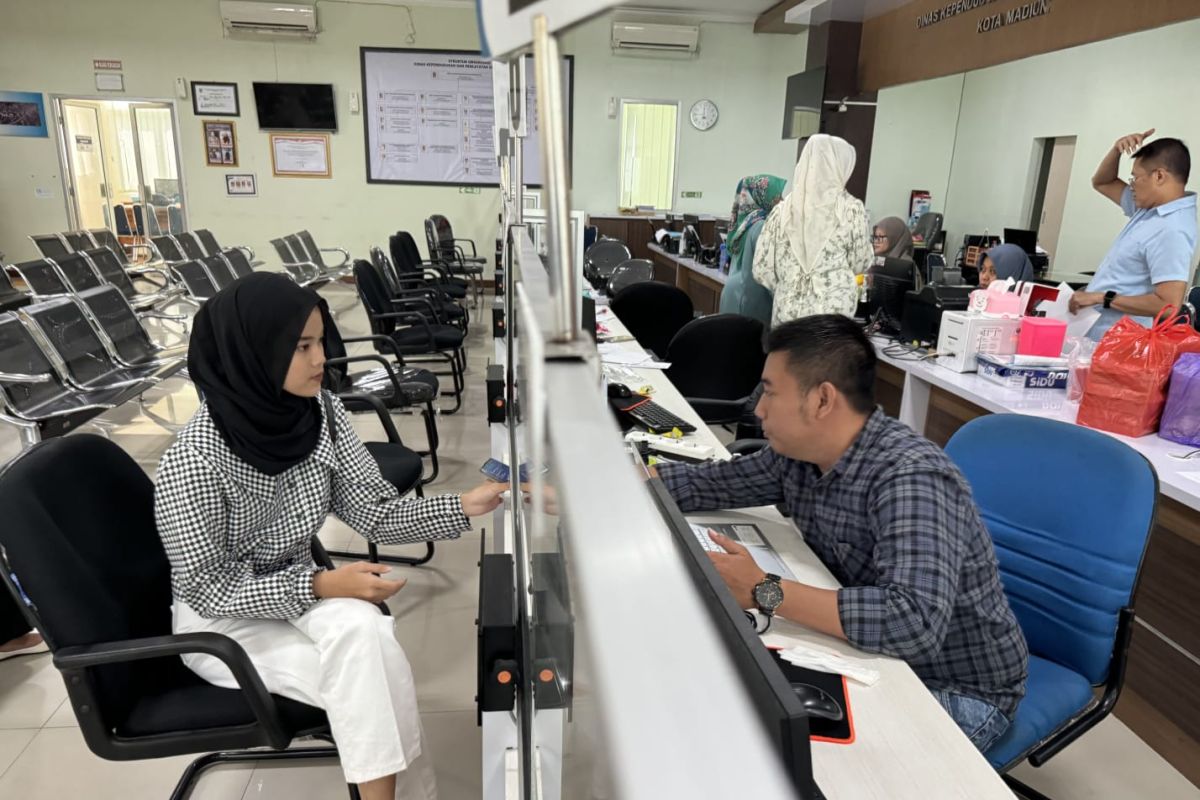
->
[1004, 228, 1038, 255]
[782, 67, 825, 140]
[252, 83, 337, 131]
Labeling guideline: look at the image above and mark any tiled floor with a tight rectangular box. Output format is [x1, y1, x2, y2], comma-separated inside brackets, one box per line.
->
[0, 284, 1198, 799]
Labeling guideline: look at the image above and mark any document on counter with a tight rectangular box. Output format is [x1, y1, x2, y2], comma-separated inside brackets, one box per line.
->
[598, 342, 670, 369]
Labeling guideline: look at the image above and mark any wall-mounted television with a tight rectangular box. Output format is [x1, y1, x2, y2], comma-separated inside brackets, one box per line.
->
[252, 82, 337, 131]
[782, 67, 826, 140]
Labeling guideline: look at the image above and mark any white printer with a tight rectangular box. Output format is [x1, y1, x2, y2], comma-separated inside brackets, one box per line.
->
[936, 311, 1022, 373]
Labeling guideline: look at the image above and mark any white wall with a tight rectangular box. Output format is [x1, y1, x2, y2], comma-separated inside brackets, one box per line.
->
[560, 13, 806, 217]
[0, 1, 808, 267]
[866, 19, 1200, 276]
[0, 0, 504, 266]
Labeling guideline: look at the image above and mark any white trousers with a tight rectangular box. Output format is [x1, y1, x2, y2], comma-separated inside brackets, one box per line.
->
[174, 598, 437, 798]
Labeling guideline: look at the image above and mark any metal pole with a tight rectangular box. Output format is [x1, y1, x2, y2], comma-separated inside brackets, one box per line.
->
[531, 14, 577, 342]
[508, 58, 525, 228]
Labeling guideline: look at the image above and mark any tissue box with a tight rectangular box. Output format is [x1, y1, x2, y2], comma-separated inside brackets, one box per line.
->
[976, 353, 1068, 389]
[1018, 317, 1068, 357]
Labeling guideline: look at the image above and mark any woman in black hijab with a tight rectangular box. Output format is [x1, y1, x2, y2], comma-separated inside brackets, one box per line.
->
[156, 273, 505, 800]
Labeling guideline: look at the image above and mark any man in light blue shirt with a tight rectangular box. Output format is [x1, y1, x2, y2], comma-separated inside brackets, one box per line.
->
[1070, 130, 1196, 339]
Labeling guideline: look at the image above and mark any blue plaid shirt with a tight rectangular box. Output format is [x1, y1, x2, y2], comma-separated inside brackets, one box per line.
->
[659, 409, 1028, 716]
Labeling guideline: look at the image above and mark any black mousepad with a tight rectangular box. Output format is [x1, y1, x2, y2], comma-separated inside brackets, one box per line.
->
[770, 649, 855, 744]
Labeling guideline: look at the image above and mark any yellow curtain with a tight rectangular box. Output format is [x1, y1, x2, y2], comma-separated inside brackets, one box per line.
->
[619, 102, 678, 210]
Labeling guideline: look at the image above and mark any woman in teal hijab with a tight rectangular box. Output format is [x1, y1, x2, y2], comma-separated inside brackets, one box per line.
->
[719, 174, 787, 325]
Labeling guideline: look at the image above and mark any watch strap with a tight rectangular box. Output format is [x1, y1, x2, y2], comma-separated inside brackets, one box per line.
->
[1103, 290, 1117, 309]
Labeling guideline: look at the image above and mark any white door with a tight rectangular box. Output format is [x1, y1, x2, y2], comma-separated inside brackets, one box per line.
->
[59, 101, 111, 230]
[1038, 137, 1076, 259]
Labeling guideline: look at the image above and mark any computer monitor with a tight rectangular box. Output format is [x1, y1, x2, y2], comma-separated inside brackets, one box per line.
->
[683, 213, 701, 228]
[1004, 227, 1038, 255]
[682, 225, 703, 260]
[645, 478, 823, 799]
[869, 257, 917, 333]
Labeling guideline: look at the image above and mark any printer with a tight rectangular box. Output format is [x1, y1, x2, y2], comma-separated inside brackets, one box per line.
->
[899, 285, 973, 345]
[936, 311, 1022, 373]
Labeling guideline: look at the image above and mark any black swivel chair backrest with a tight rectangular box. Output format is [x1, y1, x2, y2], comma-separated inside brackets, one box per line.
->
[172, 260, 218, 301]
[370, 246, 401, 296]
[666, 314, 767, 421]
[63, 231, 96, 252]
[82, 248, 140, 301]
[394, 230, 429, 273]
[12, 259, 70, 298]
[201, 254, 238, 290]
[0, 312, 68, 415]
[607, 259, 654, 296]
[22, 298, 126, 388]
[429, 215, 454, 259]
[152, 235, 187, 264]
[423, 218, 446, 264]
[193, 229, 222, 256]
[609, 282, 694, 360]
[52, 253, 104, 293]
[31, 233, 72, 259]
[222, 248, 254, 279]
[913, 213, 944, 247]
[77, 286, 161, 366]
[354, 260, 399, 338]
[585, 240, 632, 289]
[175, 232, 207, 261]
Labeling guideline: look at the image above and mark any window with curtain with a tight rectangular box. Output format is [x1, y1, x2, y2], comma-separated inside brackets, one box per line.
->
[618, 101, 678, 210]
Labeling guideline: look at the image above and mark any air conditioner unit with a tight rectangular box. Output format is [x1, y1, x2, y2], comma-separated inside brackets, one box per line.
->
[611, 22, 699, 54]
[220, 1, 318, 39]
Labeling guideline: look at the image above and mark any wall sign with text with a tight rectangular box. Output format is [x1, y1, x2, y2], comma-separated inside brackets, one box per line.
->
[192, 82, 240, 116]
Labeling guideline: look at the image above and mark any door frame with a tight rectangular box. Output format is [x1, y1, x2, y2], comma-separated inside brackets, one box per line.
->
[50, 94, 190, 234]
[56, 100, 111, 233]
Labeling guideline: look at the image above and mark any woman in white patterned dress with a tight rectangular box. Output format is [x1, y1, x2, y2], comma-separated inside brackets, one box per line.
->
[753, 134, 873, 327]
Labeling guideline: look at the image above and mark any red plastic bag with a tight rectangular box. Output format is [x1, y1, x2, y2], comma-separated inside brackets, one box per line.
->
[1076, 307, 1200, 437]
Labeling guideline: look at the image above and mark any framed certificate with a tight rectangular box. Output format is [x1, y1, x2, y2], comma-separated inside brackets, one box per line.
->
[192, 81, 239, 116]
[269, 133, 331, 178]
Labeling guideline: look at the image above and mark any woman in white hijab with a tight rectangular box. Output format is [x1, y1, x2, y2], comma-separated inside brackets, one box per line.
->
[753, 134, 873, 326]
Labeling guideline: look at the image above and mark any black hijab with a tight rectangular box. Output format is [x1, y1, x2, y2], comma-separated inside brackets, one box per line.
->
[187, 272, 331, 476]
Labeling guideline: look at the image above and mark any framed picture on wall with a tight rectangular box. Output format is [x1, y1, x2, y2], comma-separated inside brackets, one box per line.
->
[269, 133, 331, 178]
[203, 120, 237, 167]
[225, 173, 257, 197]
[0, 90, 48, 137]
[192, 81, 239, 116]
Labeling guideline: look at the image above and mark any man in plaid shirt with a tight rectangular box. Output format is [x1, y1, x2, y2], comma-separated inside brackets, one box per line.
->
[656, 315, 1027, 752]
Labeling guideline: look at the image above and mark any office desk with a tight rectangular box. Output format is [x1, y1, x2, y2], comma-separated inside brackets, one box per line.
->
[871, 337, 1200, 785]
[646, 243, 727, 314]
[588, 214, 719, 262]
[600, 309, 1015, 799]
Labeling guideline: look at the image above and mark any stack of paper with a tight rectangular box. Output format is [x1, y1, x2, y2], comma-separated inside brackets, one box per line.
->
[597, 343, 670, 369]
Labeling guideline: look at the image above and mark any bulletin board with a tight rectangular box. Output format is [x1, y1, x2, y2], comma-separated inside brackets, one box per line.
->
[360, 48, 573, 187]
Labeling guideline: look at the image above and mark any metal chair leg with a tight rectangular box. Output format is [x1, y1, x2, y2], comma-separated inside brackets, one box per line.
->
[169, 745, 344, 800]
[1003, 774, 1055, 800]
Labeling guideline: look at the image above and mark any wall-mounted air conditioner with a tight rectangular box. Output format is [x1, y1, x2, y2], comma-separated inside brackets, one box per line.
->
[611, 22, 700, 54]
[220, 1, 318, 39]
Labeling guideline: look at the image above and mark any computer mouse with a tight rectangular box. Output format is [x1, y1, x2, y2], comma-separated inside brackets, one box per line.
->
[791, 683, 844, 722]
[607, 382, 632, 399]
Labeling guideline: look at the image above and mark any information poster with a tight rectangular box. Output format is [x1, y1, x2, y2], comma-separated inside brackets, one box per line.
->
[361, 48, 572, 187]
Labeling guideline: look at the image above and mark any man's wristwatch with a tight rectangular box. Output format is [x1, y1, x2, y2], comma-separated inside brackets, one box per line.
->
[753, 573, 784, 617]
[1103, 290, 1117, 309]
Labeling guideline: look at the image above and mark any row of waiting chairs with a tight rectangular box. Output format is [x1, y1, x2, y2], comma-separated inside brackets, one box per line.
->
[270, 231, 352, 289]
[32, 228, 172, 289]
[149, 229, 258, 269]
[10, 248, 178, 313]
[0, 286, 186, 446]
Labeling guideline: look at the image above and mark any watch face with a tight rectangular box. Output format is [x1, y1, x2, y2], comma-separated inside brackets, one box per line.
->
[754, 579, 784, 611]
[690, 100, 718, 131]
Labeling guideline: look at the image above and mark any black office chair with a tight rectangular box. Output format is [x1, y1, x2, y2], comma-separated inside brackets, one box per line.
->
[353, 261, 466, 414]
[370, 247, 466, 332]
[609, 282, 694, 360]
[0, 435, 362, 800]
[607, 258, 655, 296]
[665, 315, 766, 424]
[423, 217, 484, 307]
[76, 286, 187, 372]
[584, 240, 631, 291]
[427, 213, 486, 265]
[1186, 285, 1200, 332]
[391, 231, 470, 303]
[913, 212, 943, 248]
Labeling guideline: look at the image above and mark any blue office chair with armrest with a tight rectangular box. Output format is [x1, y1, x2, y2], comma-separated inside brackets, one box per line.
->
[945, 415, 1157, 800]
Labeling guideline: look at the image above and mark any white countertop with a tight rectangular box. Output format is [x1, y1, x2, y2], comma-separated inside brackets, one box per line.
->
[871, 336, 1200, 512]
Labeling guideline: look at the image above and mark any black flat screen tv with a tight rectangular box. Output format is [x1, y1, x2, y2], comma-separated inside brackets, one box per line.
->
[782, 66, 826, 140]
[252, 82, 337, 131]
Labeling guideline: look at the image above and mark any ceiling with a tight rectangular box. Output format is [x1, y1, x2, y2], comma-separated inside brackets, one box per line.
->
[613, 1, 780, 22]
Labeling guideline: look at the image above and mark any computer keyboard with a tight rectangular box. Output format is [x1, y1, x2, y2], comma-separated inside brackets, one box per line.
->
[625, 399, 697, 435]
[690, 525, 725, 554]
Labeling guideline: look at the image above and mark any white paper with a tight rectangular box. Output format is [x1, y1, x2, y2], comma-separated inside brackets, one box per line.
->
[1066, 307, 1102, 340]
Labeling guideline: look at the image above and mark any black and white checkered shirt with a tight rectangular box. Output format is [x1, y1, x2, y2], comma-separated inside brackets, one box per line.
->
[658, 409, 1028, 716]
[155, 391, 469, 620]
